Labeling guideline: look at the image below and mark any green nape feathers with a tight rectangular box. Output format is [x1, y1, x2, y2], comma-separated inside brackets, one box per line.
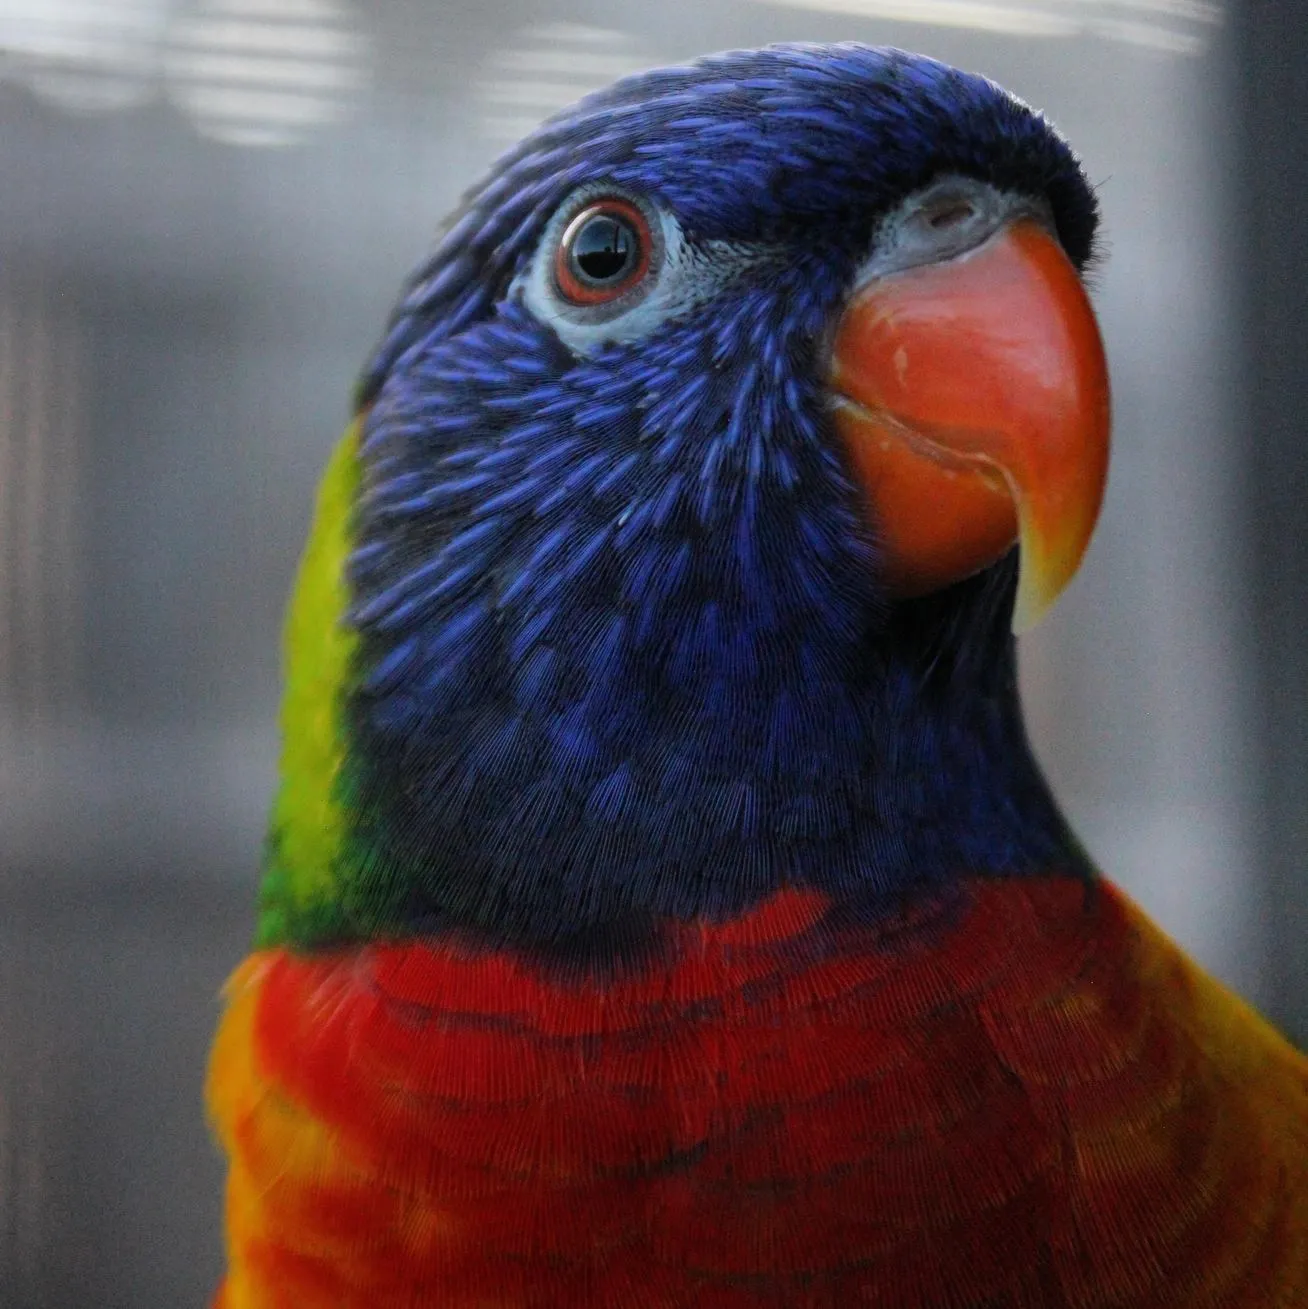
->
[256, 423, 360, 948]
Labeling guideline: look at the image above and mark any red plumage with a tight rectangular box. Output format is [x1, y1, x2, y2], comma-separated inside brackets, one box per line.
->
[209, 876, 1308, 1307]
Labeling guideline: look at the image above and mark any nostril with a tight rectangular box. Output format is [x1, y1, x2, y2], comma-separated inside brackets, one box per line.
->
[861, 179, 1009, 282]
[926, 201, 977, 231]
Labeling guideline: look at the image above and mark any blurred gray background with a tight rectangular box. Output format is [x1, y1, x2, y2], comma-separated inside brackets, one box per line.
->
[0, 1, 1303, 1305]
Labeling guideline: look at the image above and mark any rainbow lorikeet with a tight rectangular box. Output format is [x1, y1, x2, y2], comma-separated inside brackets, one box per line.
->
[208, 43, 1308, 1308]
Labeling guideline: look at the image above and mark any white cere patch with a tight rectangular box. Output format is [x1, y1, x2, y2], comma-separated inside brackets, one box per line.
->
[514, 183, 770, 355]
[852, 175, 1056, 289]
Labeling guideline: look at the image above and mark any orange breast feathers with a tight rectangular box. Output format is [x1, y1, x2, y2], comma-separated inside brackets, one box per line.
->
[207, 877, 1308, 1308]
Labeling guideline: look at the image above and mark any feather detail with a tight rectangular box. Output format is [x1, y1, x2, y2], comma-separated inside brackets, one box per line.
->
[208, 877, 1307, 1308]
[257, 423, 362, 947]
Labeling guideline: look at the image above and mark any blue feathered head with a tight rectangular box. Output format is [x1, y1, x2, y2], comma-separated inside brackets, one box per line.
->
[266, 44, 1108, 955]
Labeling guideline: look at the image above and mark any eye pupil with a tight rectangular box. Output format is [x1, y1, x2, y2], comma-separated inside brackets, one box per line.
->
[571, 215, 636, 283]
[553, 197, 653, 307]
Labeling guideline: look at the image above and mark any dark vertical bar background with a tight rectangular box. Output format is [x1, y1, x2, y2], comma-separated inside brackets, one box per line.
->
[1234, 9, 1308, 1045]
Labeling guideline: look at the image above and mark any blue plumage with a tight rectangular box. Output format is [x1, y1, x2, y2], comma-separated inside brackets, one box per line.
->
[281, 44, 1101, 952]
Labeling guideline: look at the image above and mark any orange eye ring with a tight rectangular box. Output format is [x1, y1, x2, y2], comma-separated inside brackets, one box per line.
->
[553, 197, 653, 306]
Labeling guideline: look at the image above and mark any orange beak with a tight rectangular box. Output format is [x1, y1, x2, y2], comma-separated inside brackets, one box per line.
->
[829, 219, 1111, 632]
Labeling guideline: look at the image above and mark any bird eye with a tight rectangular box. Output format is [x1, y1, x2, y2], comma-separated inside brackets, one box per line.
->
[518, 188, 729, 352]
[553, 198, 652, 306]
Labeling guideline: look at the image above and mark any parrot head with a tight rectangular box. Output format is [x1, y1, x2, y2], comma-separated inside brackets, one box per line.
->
[260, 43, 1109, 956]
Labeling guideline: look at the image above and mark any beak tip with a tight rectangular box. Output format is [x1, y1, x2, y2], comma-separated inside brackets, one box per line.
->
[1010, 535, 1086, 635]
[1010, 531, 1060, 635]
[1010, 586, 1043, 636]
[1010, 600, 1043, 637]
